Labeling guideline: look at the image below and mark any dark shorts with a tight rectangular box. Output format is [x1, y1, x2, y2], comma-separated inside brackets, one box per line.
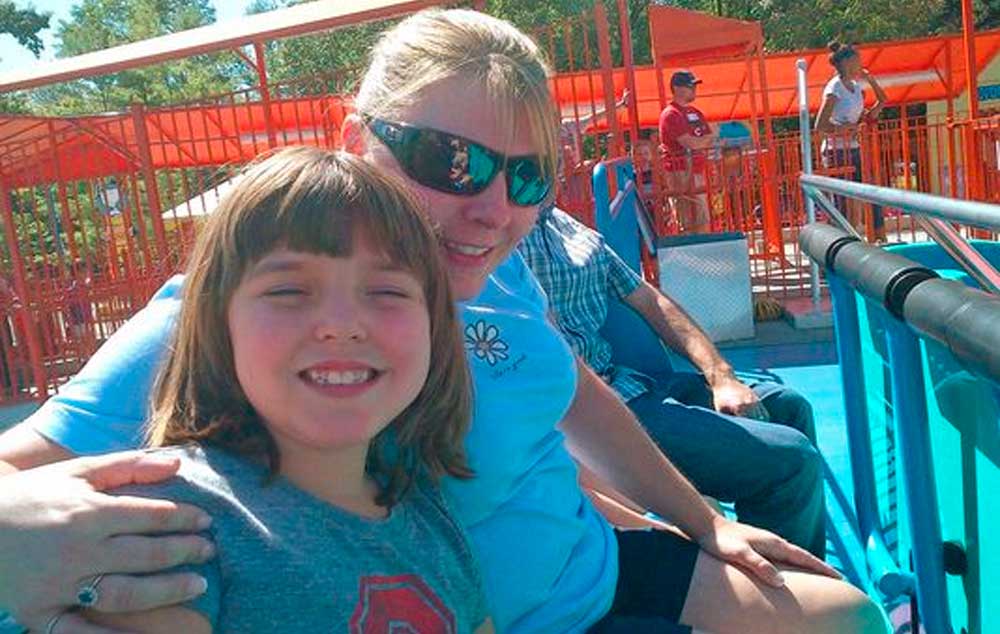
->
[588, 528, 701, 633]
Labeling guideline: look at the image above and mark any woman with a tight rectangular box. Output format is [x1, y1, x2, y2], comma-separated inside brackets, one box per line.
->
[815, 40, 889, 242]
[0, 10, 885, 634]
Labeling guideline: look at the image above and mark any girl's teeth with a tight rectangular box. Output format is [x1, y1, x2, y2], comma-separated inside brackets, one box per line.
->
[306, 369, 374, 385]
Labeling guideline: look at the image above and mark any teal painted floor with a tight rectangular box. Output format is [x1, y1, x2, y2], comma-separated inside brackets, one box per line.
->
[720, 324, 914, 631]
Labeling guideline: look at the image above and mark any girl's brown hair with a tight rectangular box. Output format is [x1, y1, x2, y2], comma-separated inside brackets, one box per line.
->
[148, 146, 473, 506]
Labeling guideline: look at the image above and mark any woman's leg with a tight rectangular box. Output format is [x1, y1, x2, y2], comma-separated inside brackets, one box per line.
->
[680, 550, 888, 634]
[608, 529, 886, 634]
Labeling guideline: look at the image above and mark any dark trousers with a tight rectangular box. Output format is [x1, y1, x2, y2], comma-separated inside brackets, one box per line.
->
[627, 372, 826, 558]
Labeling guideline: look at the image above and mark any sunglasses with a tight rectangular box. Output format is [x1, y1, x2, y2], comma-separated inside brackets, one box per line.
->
[364, 116, 552, 207]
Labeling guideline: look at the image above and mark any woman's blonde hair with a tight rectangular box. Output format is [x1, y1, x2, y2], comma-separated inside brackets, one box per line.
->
[356, 8, 559, 185]
[148, 146, 473, 506]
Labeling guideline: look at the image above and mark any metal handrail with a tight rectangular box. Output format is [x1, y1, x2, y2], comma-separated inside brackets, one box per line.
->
[800, 174, 1000, 295]
[800, 173, 1000, 230]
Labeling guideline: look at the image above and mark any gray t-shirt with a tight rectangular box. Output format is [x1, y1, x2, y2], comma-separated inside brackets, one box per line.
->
[116, 445, 488, 633]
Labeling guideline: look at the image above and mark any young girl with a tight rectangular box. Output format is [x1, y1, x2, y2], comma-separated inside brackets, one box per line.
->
[87, 146, 492, 633]
[815, 40, 889, 242]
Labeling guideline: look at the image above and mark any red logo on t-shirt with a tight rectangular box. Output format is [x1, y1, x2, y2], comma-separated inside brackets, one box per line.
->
[350, 574, 457, 633]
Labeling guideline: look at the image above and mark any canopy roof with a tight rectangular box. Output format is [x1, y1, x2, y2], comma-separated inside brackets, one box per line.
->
[0, 96, 350, 188]
[648, 6, 762, 64]
[0, 0, 440, 93]
[555, 29, 1000, 127]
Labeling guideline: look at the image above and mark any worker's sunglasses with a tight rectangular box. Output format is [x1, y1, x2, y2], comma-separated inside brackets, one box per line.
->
[363, 116, 552, 207]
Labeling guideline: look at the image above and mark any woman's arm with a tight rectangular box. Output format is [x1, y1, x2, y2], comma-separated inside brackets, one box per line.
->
[861, 69, 887, 121]
[560, 361, 839, 585]
[0, 422, 75, 471]
[572, 89, 629, 129]
[814, 94, 838, 134]
[0, 453, 213, 632]
[560, 360, 718, 538]
[474, 617, 496, 634]
[624, 281, 765, 418]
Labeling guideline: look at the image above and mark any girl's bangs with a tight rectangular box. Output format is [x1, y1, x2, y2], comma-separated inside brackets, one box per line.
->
[228, 162, 436, 289]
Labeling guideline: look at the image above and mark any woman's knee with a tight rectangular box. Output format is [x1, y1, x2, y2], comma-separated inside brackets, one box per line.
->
[823, 582, 888, 634]
[682, 554, 888, 634]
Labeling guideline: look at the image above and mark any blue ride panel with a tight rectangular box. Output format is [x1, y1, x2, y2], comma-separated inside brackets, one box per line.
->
[592, 160, 674, 381]
[853, 241, 1000, 634]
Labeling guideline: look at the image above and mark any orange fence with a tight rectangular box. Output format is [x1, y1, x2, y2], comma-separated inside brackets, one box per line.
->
[4, 107, 997, 404]
[0, 87, 347, 403]
[619, 113, 1000, 301]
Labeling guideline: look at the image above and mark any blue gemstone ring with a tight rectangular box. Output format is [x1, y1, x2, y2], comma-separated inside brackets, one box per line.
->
[75, 574, 106, 608]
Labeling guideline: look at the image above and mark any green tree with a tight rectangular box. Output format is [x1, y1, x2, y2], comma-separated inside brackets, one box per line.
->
[0, 0, 50, 57]
[246, 0, 606, 91]
[0, 1, 51, 112]
[30, 0, 245, 114]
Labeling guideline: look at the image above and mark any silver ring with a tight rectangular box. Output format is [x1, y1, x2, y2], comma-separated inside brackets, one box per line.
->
[75, 573, 106, 608]
[44, 611, 66, 634]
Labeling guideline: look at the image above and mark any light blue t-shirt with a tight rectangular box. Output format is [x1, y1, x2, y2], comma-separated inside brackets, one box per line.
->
[28, 254, 618, 634]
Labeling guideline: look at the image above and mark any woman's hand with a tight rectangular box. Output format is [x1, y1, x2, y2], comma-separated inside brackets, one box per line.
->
[0, 452, 214, 633]
[695, 515, 841, 588]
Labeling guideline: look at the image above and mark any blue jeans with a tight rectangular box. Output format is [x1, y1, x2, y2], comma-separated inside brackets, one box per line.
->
[627, 372, 826, 558]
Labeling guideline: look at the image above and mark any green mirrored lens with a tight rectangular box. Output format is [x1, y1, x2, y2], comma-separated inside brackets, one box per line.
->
[507, 157, 551, 206]
[466, 144, 500, 191]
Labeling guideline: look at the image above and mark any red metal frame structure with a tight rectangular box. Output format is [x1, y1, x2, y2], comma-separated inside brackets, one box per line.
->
[551, 27, 1000, 126]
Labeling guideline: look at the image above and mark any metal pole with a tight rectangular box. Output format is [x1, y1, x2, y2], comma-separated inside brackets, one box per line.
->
[914, 216, 1000, 294]
[884, 318, 954, 634]
[0, 181, 48, 399]
[961, 0, 980, 120]
[944, 43, 959, 199]
[803, 186, 862, 239]
[961, 0, 981, 201]
[254, 41, 278, 150]
[757, 44, 782, 256]
[130, 104, 168, 264]
[616, 0, 640, 151]
[827, 275, 914, 601]
[594, 1, 624, 156]
[797, 59, 820, 308]
[802, 173, 1000, 229]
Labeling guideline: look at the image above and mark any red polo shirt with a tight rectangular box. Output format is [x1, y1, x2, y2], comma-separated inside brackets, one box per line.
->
[658, 101, 711, 172]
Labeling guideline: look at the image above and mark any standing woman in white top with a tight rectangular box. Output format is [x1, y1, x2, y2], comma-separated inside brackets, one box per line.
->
[814, 41, 888, 241]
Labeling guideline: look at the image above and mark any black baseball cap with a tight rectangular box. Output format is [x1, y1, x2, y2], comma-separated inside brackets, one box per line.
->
[670, 70, 703, 88]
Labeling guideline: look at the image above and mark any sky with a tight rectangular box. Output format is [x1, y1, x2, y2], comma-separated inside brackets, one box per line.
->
[0, 0, 256, 74]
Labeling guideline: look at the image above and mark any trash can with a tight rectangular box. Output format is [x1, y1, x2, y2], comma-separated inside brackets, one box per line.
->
[656, 232, 755, 342]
